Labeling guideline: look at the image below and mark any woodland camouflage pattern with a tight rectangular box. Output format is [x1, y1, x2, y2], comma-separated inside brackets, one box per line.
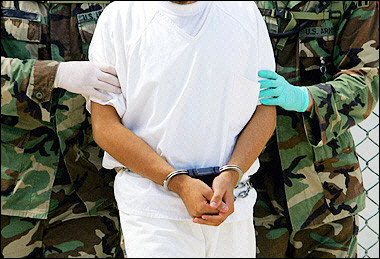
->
[251, 1, 379, 257]
[1, 1, 122, 257]
[255, 214, 359, 257]
[1, 195, 121, 257]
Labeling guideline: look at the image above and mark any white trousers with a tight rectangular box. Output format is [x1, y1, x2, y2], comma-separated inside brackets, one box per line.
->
[120, 211, 256, 258]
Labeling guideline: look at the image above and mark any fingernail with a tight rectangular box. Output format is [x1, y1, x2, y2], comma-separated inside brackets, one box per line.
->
[210, 202, 217, 208]
[221, 204, 228, 211]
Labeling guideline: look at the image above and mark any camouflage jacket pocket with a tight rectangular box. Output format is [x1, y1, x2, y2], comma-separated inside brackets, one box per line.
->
[1, 8, 41, 42]
[313, 131, 364, 205]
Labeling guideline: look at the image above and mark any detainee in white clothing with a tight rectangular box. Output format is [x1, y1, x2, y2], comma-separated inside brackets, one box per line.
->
[88, 1, 276, 258]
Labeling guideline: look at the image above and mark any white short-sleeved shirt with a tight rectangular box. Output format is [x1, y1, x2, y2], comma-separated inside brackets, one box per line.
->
[88, 1, 275, 222]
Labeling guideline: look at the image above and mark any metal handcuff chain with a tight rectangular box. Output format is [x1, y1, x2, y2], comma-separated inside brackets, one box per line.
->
[234, 179, 253, 200]
[218, 165, 253, 200]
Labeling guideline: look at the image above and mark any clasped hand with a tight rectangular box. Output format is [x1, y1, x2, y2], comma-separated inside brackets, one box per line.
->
[175, 172, 238, 226]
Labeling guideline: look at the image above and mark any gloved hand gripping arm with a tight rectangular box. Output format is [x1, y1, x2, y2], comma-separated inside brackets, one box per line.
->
[54, 61, 121, 101]
[258, 70, 313, 112]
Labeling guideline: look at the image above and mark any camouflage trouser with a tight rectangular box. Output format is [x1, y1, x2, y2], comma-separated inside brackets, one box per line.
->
[254, 215, 358, 258]
[1, 190, 123, 258]
[253, 185, 359, 258]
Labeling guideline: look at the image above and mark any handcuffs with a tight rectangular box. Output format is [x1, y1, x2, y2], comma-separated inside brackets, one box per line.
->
[163, 165, 252, 200]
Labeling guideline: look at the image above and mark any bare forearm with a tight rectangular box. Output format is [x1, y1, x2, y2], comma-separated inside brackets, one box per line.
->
[91, 102, 175, 186]
[228, 105, 276, 172]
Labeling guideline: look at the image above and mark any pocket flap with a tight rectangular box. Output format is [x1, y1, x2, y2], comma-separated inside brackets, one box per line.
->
[1, 8, 42, 42]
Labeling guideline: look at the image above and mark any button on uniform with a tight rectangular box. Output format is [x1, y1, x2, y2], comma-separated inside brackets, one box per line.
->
[35, 91, 43, 100]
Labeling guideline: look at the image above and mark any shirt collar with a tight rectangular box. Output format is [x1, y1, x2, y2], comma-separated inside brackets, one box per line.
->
[157, 1, 209, 16]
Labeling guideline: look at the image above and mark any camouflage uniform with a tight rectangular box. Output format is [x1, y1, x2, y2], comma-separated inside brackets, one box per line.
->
[1, 1, 123, 257]
[251, 1, 379, 257]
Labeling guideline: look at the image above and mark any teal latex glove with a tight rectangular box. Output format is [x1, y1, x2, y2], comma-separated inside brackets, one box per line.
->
[258, 70, 310, 112]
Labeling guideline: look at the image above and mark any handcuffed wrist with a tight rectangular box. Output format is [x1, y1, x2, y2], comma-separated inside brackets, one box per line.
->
[163, 170, 189, 192]
[219, 165, 243, 187]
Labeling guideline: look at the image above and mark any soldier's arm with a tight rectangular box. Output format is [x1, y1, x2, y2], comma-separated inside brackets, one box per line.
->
[304, 1, 379, 147]
[1, 56, 120, 123]
[1, 56, 59, 122]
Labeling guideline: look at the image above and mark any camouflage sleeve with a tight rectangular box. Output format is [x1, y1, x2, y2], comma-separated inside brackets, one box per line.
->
[1, 56, 60, 122]
[304, 1, 379, 147]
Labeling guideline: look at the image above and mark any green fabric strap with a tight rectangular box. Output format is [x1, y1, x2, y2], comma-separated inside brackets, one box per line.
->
[259, 9, 341, 21]
[330, 1, 344, 27]
[291, 11, 330, 20]
[276, 11, 296, 51]
[259, 2, 344, 51]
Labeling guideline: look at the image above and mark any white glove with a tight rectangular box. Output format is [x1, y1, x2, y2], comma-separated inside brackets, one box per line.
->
[54, 61, 121, 101]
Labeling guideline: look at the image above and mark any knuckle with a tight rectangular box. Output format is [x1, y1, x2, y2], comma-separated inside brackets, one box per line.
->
[102, 84, 111, 91]
[91, 81, 100, 89]
[107, 64, 114, 71]
[213, 196, 222, 202]
[101, 72, 109, 80]
[213, 192, 223, 199]
[93, 73, 101, 81]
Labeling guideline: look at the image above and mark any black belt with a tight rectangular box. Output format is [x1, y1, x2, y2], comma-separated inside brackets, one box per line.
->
[187, 166, 220, 187]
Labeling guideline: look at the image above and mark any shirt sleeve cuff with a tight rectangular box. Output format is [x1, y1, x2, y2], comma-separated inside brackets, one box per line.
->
[302, 84, 332, 147]
[86, 91, 126, 119]
[25, 60, 60, 121]
[26, 60, 59, 104]
[302, 100, 323, 147]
